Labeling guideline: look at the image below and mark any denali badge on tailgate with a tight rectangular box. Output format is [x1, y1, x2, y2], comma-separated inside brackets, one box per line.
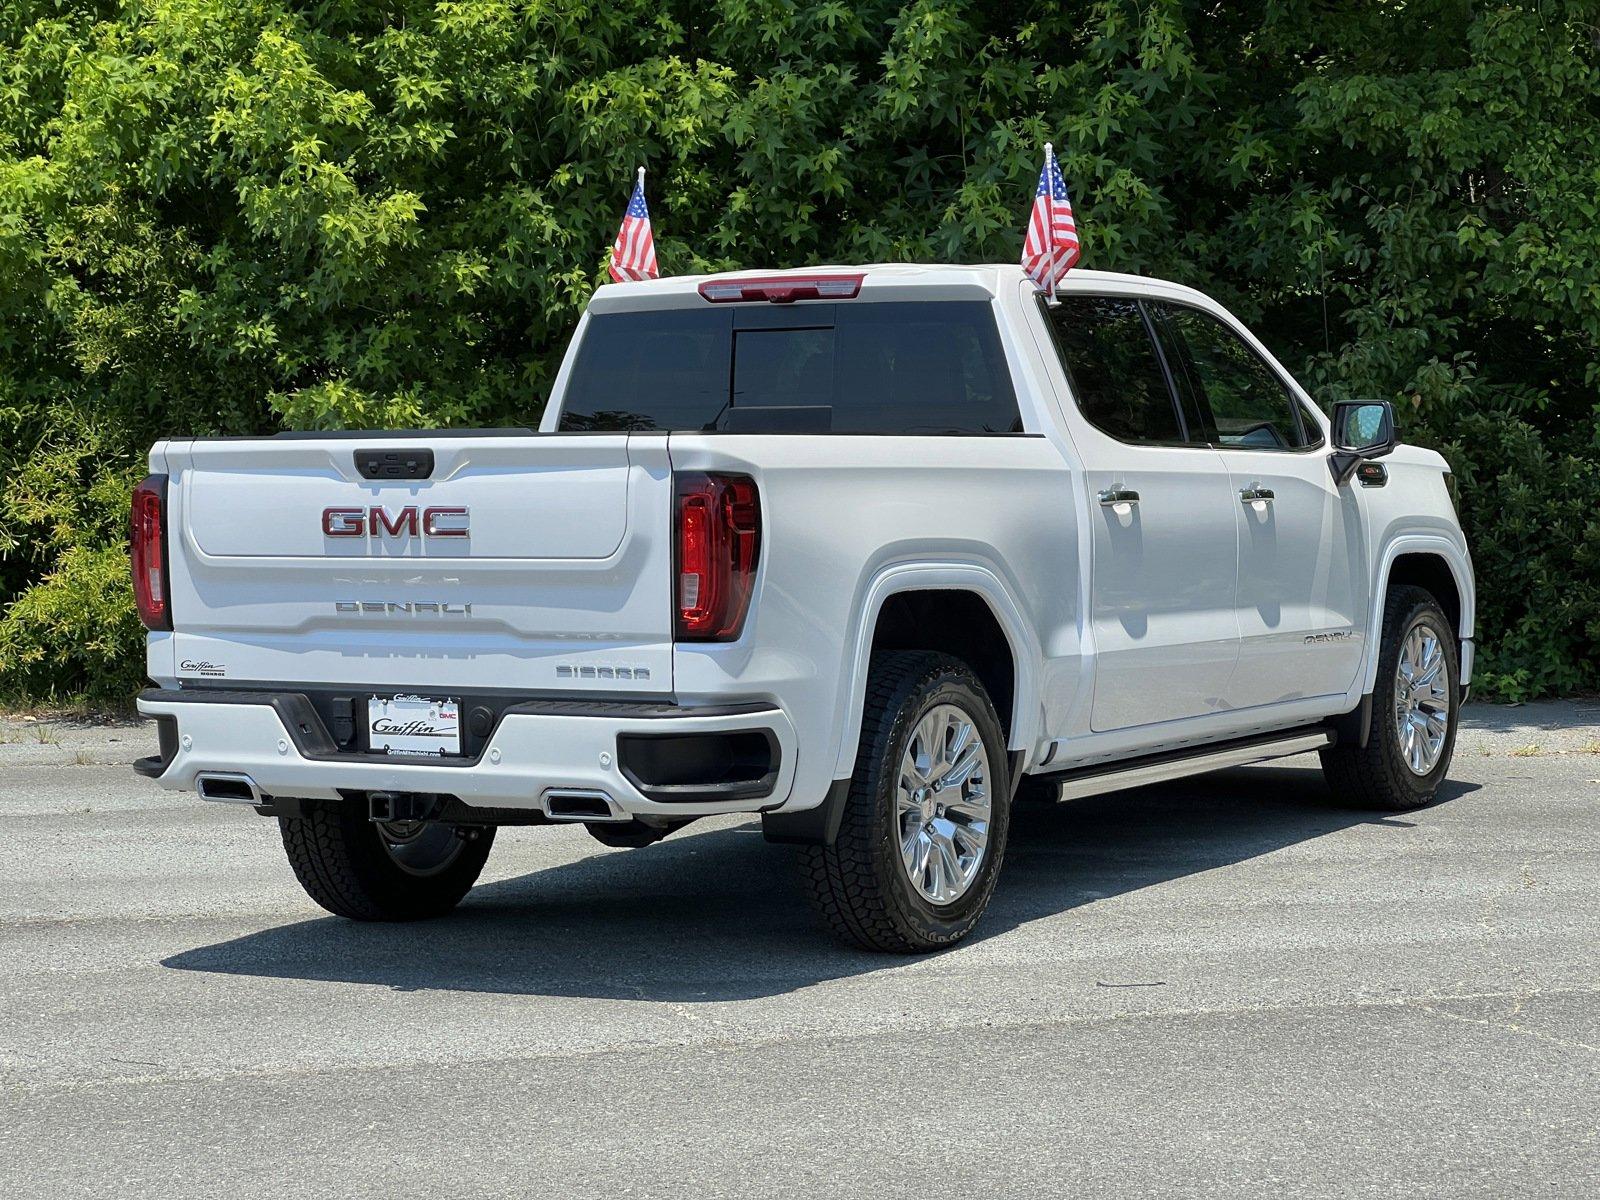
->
[335, 601, 474, 616]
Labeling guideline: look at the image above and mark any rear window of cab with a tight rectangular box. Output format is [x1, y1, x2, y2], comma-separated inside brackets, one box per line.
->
[558, 301, 1021, 434]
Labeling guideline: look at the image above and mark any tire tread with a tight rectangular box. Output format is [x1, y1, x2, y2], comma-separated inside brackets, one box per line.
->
[1320, 585, 1457, 811]
[798, 650, 1008, 953]
[278, 805, 492, 921]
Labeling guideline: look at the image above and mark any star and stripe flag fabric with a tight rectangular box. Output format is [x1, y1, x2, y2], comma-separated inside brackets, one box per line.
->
[608, 166, 659, 282]
[1021, 142, 1080, 293]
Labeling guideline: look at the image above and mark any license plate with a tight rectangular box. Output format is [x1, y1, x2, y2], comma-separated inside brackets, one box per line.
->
[368, 694, 461, 757]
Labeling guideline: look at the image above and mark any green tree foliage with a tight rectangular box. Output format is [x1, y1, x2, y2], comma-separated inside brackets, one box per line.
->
[2, 0, 1597, 702]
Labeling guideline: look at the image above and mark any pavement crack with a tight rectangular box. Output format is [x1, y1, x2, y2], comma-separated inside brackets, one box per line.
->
[1412, 995, 1600, 1056]
[8, 984, 1600, 1096]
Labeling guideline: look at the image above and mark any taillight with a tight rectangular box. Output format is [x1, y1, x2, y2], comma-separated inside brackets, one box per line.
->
[675, 472, 760, 641]
[131, 474, 171, 631]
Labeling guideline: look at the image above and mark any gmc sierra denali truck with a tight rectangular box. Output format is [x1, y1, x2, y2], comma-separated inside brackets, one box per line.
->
[131, 265, 1473, 952]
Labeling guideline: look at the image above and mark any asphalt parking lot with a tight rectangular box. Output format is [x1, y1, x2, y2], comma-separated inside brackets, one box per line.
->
[2, 702, 1597, 1198]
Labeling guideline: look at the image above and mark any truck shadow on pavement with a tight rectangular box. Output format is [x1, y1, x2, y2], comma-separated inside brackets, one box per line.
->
[162, 760, 1478, 1002]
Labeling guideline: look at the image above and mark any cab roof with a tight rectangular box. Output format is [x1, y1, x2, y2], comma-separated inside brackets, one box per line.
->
[587, 263, 1215, 313]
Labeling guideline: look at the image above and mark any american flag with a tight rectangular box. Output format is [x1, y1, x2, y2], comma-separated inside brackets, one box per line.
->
[608, 167, 659, 282]
[1021, 143, 1080, 292]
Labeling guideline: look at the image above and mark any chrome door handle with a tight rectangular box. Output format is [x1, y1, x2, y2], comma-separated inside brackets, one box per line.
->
[1098, 487, 1140, 507]
[1239, 485, 1275, 504]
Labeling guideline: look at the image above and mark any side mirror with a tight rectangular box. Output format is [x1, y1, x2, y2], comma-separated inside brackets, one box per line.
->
[1332, 400, 1396, 455]
[1329, 399, 1397, 485]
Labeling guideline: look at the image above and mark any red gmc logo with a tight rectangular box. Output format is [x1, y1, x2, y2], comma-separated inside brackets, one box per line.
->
[321, 506, 469, 538]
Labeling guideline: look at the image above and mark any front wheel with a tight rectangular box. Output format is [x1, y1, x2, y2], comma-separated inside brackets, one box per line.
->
[1320, 585, 1459, 811]
[798, 651, 1012, 953]
[278, 804, 495, 920]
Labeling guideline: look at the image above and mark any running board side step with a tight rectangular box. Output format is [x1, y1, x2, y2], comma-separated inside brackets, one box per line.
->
[1041, 729, 1335, 802]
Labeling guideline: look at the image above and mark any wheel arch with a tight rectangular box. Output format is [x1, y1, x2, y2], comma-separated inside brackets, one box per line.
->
[1361, 536, 1476, 696]
[830, 563, 1041, 779]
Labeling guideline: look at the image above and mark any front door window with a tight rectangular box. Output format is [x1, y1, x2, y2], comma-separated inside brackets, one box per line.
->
[1157, 304, 1311, 450]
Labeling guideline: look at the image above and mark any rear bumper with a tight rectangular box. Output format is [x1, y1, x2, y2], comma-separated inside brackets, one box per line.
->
[135, 687, 798, 818]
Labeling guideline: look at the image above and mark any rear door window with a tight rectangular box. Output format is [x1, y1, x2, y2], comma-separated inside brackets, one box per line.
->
[1041, 296, 1184, 444]
[558, 301, 1020, 434]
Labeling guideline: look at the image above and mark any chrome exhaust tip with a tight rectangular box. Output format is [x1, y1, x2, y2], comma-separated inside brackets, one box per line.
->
[540, 789, 628, 823]
[195, 772, 263, 805]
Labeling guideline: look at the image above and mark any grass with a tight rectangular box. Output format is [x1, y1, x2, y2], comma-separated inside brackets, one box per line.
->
[0, 722, 60, 745]
[1509, 744, 1542, 757]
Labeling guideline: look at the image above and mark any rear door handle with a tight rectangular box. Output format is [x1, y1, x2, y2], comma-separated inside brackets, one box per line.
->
[1239, 485, 1275, 504]
[1098, 487, 1140, 507]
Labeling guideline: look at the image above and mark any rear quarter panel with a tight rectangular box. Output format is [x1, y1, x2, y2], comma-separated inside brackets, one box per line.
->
[664, 434, 1080, 811]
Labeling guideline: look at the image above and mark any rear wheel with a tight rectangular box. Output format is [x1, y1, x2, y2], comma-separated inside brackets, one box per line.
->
[278, 804, 495, 920]
[798, 651, 1011, 952]
[1320, 585, 1458, 811]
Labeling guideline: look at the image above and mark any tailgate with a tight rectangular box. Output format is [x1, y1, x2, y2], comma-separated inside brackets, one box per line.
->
[157, 433, 674, 694]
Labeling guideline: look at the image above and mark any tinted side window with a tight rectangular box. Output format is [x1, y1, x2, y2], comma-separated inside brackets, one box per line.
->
[559, 302, 1019, 433]
[1159, 305, 1308, 450]
[1045, 296, 1182, 444]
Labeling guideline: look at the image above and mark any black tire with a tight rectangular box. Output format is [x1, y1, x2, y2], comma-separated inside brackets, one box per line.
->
[798, 650, 1012, 953]
[1320, 585, 1459, 811]
[278, 805, 495, 920]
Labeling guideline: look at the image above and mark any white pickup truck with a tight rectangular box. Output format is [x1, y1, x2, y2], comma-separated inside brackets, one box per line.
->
[132, 265, 1473, 951]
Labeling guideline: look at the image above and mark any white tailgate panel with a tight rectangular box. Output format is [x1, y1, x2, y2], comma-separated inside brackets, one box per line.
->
[186, 444, 630, 560]
[159, 435, 675, 694]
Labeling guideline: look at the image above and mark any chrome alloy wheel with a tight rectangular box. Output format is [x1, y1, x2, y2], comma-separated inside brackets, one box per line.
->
[376, 820, 467, 877]
[1394, 621, 1451, 776]
[896, 703, 993, 905]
